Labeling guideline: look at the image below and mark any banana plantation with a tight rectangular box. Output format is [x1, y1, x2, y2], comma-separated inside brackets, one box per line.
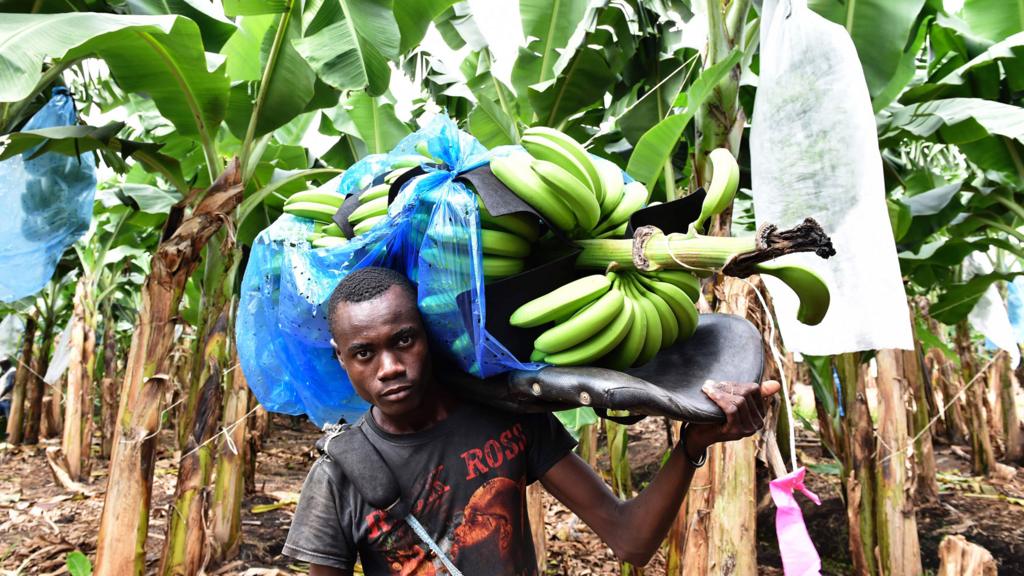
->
[1, 0, 1023, 574]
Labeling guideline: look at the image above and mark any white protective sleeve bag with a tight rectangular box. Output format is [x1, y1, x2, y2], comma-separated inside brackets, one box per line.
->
[750, 0, 913, 354]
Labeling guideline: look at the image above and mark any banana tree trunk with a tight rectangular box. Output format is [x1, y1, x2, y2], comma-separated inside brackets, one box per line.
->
[672, 1, 755, 573]
[934, 351, 969, 443]
[62, 280, 96, 482]
[48, 371, 63, 438]
[954, 321, 996, 475]
[244, 396, 269, 495]
[1001, 349, 1022, 463]
[159, 309, 229, 576]
[873, 349, 922, 575]
[95, 160, 242, 576]
[23, 308, 53, 445]
[209, 347, 249, 562]
[672, 278, 757, 576]
[836, 353, 878, 576]
[99, 305, 120, 459]
[5, 313, 37, 444]
[904, 346, 939, 502]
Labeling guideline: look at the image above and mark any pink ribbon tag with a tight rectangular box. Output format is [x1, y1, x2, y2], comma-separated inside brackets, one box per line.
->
[769, 466, 822, 576]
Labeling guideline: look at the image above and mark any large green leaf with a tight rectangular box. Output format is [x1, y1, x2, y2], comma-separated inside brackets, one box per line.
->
[394, 0, 459, 54]
[902, 32, 1024, 104]
[625, 49, 741, 189]
[510, 0, 590, 115]
[327, 91, 409, 154]
[222, 0, 289, 17]
[931, 271, 1024, 324]
[0, 13, 171, 103]
[294, 0, 400, 96]
[0, 122, 185, 189]
[961, 0, 1024, 43]
[879, 98, 1024, 184]
[553, 407, 597, 438]
[468, 98, 517, 148]
[0, 14, 230, 140]
[808, 0, 927, 98]
[528, 46, 615, 129]
[619, 55, 691, 146]
[118, 0, 237, 51]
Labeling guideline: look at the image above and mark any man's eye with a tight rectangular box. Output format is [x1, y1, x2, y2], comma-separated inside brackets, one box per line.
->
[355, 350, 372, 360]
[397, 334, 413, 346]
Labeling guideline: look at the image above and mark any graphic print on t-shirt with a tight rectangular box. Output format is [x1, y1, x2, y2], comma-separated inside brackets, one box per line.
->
[365, 422, 536, 576]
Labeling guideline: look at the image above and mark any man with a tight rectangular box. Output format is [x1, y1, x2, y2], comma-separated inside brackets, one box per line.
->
[284, 266, 779, 575]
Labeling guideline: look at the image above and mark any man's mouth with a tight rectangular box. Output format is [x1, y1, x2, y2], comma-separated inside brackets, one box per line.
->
[380, 384, 413, 400]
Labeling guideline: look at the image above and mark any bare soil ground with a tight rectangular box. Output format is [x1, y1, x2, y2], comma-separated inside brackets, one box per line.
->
[2, 415, 1023, 575]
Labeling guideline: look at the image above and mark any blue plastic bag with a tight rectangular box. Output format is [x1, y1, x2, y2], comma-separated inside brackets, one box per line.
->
[0, 87, 97, 302]
[237, 116, 540, 426]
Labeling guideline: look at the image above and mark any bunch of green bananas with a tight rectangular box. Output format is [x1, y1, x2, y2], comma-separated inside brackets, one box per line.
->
[283, 186, 351, 248]
[490, 127, 642, 239]
[508, 269, 702, 367]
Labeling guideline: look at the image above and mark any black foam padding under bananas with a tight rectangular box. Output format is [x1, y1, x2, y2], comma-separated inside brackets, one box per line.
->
[444, 313, 764, 423]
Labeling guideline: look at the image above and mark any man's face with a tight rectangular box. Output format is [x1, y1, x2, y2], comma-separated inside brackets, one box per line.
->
[330, 285, 433, 420]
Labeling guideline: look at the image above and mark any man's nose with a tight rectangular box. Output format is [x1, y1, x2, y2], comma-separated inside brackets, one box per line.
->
[377, 350, 406, 380]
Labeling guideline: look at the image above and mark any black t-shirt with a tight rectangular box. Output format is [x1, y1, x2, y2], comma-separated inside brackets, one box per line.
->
[283, 401, 577, 575]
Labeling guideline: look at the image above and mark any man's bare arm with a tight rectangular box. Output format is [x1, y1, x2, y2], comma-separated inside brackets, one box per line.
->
[540, 380, 780, 566]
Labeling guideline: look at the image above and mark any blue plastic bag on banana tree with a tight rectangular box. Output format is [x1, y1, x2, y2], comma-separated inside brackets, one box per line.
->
[0, 87, 97, 302]
[237, 116, 539, 426]
[750, 0, 913, 354]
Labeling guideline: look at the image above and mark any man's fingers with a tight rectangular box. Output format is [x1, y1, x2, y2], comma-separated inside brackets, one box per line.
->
[760, 379, 782, 398]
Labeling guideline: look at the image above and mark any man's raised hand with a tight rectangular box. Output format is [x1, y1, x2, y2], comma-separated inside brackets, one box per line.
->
[684, 380, 781, 457]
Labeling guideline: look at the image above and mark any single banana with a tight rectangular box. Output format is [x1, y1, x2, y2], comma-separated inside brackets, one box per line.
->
[285, 190, 345, 208]
[483, 255, 525, 281]
[534, 288, 624, 353]
[384, 167, 413, 185]
[594, 181, 647, 234]
[360, 183, 391, 203]
[481, 228, 532, 258]
[520, 134, 595, 193]
[648, 270, 701, 303]
[478, 199, 541, 242]
[306, 232, 324, 242]
[353, 215, 384, 236]
[602, 293, 646, 370]
[541, 297, 634, 366]
[491, 153, 577, 232]
[754, 262, 830, 325]
[522, 127, 603, 202]
[348, 195, 388, 224]
[509, 274, 612, 328]
[312, 236, 349, 249]
[622, 275, 661, 366]
[595, 157, 625, 219]
[420, 293, 458, 316]
[636, 275, 698, 340]
[322, 223, 344, 237]
[284, 201, 338, 223]
[531, 159, 601, 232]
[689, 147, 740, 235]
[635, 277, 679, 350]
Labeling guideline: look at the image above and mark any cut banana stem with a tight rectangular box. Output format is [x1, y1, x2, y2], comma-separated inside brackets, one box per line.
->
[577, 219, 837, 277]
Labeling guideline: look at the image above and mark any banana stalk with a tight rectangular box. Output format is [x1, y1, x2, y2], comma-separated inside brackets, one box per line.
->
[575, 219, 835, 277]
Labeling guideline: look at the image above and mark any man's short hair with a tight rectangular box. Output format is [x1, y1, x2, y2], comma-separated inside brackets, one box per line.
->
[327, 266, 416, 327]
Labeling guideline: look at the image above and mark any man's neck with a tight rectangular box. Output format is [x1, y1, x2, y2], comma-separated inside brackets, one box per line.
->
[371, 383, 458, 435]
